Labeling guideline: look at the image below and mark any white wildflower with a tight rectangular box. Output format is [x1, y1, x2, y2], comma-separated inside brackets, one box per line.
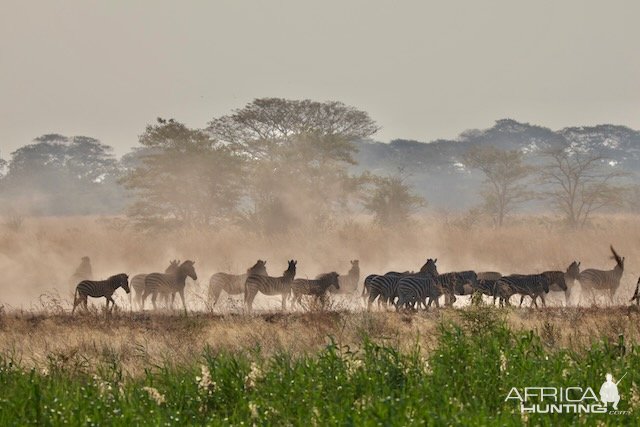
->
[248, 401, 259, 419]
[196, 365, 215, 394]
[245, 362, 263, 390]
[143, 386, 166, 405]
[499, 351, 507, 373]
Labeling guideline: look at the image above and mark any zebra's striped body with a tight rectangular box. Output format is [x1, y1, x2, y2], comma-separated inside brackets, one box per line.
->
[208, 260, 268, 306]
[539, 261, 580, 306]
[142, 260, 197, 312]
[72, 273, 130, 314]
[369, 259, 438, 311]
[477, 271, 502, 282]
[578, 246, 624, 304]
[292, 272, 339, 307]
[131, 260, 180, 309]
[330, 260, 359, 294]
[494, 274, 550, 308]
[438, 271, 478, 306]
[395, 274, 443, 311]
[245, 260, 297, 313]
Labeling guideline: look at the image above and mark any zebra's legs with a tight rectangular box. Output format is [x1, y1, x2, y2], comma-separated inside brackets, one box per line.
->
[281, 293, 288, 311]
[106, 296, 116, 312]
[178, 290, 187, 313]
[519, 295, 526, 307]
[72, 294, 84, 314]
[151, 292, 158, 310]
[209, 286, 222, 306]
[245, 287, 257, 313]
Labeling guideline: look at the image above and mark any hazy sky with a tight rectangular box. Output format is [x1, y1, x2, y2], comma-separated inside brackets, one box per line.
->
[1, 1, 639, 157]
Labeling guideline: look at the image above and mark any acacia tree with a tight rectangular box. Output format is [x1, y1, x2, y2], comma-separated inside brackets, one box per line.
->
[207, 98, 379, 234]
[462, 146, 534, 227]
[539, 146, 628, 227]
[121, 118, 243, 228]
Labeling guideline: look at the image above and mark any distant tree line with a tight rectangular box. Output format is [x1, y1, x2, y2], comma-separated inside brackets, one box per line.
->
[0, 99, 636, 230]
[0, 98, 424, 232]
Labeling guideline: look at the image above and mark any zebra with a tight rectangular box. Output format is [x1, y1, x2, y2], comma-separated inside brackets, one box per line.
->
[292, 272, 340, 308]
[438, 271, 478, 306]
[538, 261, 580, 306]
[367, 260, 438, 311]
[469, 272, 502, 303]
[244, 260, 297, 313]
[494, 274, 550, 308]
[208, 260, 268, 306]
[141, 260, 197, 312]
[72, 273, 130, 314]
[630, 277, 640, 306]
[130, 260, 180, 309]
[578, 246, 624, 304]
[395, 274, 444, 312]
[329, 260, 359, 294]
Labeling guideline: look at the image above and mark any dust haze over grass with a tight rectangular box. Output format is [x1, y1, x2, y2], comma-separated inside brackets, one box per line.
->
[0, 213, 639, 309]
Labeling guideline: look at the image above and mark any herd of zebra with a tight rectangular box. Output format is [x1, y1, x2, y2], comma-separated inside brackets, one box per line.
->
[71, 246, 640, 314]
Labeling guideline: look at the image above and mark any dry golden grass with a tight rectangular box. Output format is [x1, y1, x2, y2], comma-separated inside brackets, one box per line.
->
[1, 307, 639, 377]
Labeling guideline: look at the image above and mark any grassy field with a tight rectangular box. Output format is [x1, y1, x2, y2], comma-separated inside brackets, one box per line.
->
[1, 306, 639, 425]
[1, 215, 640, 424]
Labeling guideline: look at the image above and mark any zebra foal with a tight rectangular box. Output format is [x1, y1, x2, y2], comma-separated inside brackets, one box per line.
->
[292, 272, 340, 308]
[494, 274, 550, 308]
[72, 273, 130, 314]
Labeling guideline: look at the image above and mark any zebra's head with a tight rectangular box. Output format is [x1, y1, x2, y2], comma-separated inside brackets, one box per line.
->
[284, 260, 297, 279]
[112, 273, 130, 293]
[181, 260, 197, 281]
[165, 259, 180, 274]
[420, 258, 438, 276]
[248, 260, 268, 276]
[566, 261, 580, 281]
[320, 272, 340, 289]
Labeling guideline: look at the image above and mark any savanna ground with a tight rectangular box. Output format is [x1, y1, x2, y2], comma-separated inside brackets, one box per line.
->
[1, 214, 639, 425]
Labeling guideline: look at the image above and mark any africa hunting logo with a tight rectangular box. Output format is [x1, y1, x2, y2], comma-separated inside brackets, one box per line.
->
[505, 373, 630, 415]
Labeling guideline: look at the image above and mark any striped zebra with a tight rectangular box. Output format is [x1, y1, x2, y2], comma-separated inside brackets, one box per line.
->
[292, 272, 340, 308]
[130, 260, 180, 309]
[472, 272, 502, 300]
[439, 271, 478, 306]
[578, 246, 624, 304]
[244, 260, 297, 313]
[494, 274, 550, 308]
[539, 261, 580, 306]
[395, 274, 444, 311]
[141, 260, 197, 312]
[630, 277, 640, 306]
[367, 260, 438, 311]
[208, 260, 268, 306]
[72, 273, 130, 314]
[329, 260, 359, 294]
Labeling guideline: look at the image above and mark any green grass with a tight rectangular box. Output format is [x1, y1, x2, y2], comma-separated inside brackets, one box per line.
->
[0, 307, 637, 426]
